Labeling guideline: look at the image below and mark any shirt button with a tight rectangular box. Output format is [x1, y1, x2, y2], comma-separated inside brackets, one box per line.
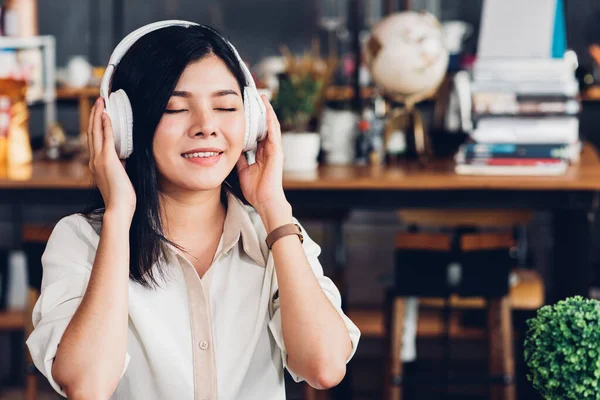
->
[199, 341, 209, 350]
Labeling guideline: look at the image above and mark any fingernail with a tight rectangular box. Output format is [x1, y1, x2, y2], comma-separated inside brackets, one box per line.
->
[96, 97, 102, 106]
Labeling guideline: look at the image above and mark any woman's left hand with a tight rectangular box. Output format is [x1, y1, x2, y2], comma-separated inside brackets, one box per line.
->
[237, 95, 289, 219]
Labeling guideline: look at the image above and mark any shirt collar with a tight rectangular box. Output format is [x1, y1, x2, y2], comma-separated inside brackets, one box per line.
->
[162, 191, 266, 267]
[161, 191, 266, 268]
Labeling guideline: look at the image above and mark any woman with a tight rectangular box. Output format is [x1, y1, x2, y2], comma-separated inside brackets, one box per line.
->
[26, 22, 360, 400]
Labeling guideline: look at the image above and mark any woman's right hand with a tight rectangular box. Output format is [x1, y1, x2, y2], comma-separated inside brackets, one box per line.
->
[88, 97, 136, 221]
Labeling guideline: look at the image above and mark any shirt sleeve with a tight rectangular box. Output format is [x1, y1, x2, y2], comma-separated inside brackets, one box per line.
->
[267, 218, 361, 383]
[25, 215, 130, 397]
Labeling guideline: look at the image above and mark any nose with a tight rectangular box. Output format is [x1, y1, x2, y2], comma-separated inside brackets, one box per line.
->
[188, 107, 217, 138]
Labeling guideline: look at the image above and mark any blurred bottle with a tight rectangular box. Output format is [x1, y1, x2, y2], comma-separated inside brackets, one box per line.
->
[1, 0, 38, 37]
[355, 104, 386, 166]
[355, 118, 371, 165]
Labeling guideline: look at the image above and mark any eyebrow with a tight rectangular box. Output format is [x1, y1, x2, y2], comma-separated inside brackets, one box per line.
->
[171, 89, 240, 98]
[171, 90, 192, 98]
[213, 89, 240, 97]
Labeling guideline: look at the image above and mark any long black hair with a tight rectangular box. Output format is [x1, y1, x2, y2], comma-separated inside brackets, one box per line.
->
[84, 24, 249, 288]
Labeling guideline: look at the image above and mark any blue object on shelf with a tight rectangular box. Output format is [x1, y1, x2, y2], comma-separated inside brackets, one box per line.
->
[552, 0, 567, 58]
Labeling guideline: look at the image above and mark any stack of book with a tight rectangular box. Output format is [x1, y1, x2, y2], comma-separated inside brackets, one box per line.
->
[455, 58, 581, 176]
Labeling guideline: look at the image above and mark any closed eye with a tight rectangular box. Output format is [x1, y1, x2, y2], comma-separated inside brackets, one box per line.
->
[164, 109, 187, 114]
[215, 108, 237, 112]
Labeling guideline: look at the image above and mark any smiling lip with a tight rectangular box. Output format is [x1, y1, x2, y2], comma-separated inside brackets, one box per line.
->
[181, 148, 224, 167]
[181, 147, 224, 155]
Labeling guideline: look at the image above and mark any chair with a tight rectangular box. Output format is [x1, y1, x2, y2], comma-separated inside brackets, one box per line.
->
[22, 223, 52, 400]
[0, 248, 26, 392]
[390, 209, 544, 400]
[349, 210, 544, 400]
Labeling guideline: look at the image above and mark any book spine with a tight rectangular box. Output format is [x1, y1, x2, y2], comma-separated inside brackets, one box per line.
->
[462, 144, 570, 159]
[466, 158, 563, 166]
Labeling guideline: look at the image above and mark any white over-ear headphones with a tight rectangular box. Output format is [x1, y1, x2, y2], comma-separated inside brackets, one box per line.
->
[100, 20, 267, 159]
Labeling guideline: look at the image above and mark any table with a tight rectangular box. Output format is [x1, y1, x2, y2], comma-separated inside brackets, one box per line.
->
[2, 144, 600, 304]
[2, 144, 600, 399]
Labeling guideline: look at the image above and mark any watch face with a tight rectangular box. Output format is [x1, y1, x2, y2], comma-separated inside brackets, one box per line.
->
[296, 224, 304, 244]
[295, 224, 304, 244]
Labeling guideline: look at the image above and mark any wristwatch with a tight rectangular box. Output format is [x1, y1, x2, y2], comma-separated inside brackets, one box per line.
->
[265, 223, 303, 250]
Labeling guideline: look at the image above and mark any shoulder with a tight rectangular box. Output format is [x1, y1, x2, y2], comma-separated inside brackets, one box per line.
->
[45, 214, 101, 259]
[54, 213, 99, 236]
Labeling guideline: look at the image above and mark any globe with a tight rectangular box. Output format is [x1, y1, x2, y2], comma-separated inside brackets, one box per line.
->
[364, 11, 449, 105]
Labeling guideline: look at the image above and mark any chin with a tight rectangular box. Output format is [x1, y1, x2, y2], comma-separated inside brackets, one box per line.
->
[158, 157, 235, 192]
[184, 175, 229, 191]
[178, 180, 223, 192]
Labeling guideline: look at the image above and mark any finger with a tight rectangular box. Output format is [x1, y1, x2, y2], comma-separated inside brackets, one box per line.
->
[101, 112, 116, 153]
[91, 98, 104, 155]
[262, 94, 281, 135]
[236, 152, 250, 172]
[255, 140, 265, 161]
[87, 103, 97, 163]
[261, 95, 281, 145]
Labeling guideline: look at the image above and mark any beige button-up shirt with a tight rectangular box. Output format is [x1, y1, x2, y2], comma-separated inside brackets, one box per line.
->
[26, 193, 360, 399]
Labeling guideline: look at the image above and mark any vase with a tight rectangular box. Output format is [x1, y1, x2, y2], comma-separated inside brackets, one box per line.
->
[319, 108, 359, 165]
[281, 132, 320, 172]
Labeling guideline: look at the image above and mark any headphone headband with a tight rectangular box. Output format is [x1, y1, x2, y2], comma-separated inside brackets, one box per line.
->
[100, 19, 267, 159]
[100, 20, 256, 101]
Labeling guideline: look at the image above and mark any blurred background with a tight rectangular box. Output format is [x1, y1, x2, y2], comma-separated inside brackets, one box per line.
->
[2, 0, 600, 399]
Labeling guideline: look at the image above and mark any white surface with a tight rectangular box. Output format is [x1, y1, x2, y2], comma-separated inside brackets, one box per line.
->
[7, 251, 27, 310]
[478, 0, 556, 59]
[320, 109, 359, 165]
[401, 297, 418, 362]
[455, 161, 568, 176]
[282, 132, 321, 171]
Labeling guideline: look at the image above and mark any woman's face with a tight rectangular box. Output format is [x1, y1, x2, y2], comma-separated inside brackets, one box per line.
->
[153, 54, 245, 193]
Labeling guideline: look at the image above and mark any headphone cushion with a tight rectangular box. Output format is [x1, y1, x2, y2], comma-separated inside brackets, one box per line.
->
[108, 89, 134, 159]
[243, 87, 256, 152]
[242, 86, 267, 152]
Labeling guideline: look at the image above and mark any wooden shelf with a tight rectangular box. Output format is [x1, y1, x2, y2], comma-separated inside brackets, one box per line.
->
[324, 85, 375, 101]
[0, 309, 26, 330]
[347, 309, 486, 340]
[56, 85, 100, 135]
[581, 85, 600, 101]
[0, 36, 54, 50]
[23, 224, 53, 243]
[56, 85, 100, 100]
[348, 270, 543, 340]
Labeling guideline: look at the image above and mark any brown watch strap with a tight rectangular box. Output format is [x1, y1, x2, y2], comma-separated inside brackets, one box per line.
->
[265, 223, 303, 250]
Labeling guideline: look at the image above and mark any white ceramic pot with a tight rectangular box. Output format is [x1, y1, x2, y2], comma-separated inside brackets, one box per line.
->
[319, 108, 359, 165]
[67, 56, 92, 88]
[281, 132, 320, 172]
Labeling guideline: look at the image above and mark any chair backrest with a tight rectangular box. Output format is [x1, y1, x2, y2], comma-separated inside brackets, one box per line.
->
[22, 224, 53, 292]
[397, 209, 533, 229]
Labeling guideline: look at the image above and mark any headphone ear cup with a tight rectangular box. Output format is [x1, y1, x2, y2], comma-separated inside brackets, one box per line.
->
[242, 86, 267, 152]
[107, 89, 134, 159]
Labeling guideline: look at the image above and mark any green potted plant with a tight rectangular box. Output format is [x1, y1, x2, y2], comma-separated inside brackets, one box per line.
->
[524, 296, 600, 399]
[271, 45, 333, 172]
[272, 71, 322, 132]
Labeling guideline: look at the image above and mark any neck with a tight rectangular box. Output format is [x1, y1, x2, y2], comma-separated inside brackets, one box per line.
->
[159, 185, 226, 244]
